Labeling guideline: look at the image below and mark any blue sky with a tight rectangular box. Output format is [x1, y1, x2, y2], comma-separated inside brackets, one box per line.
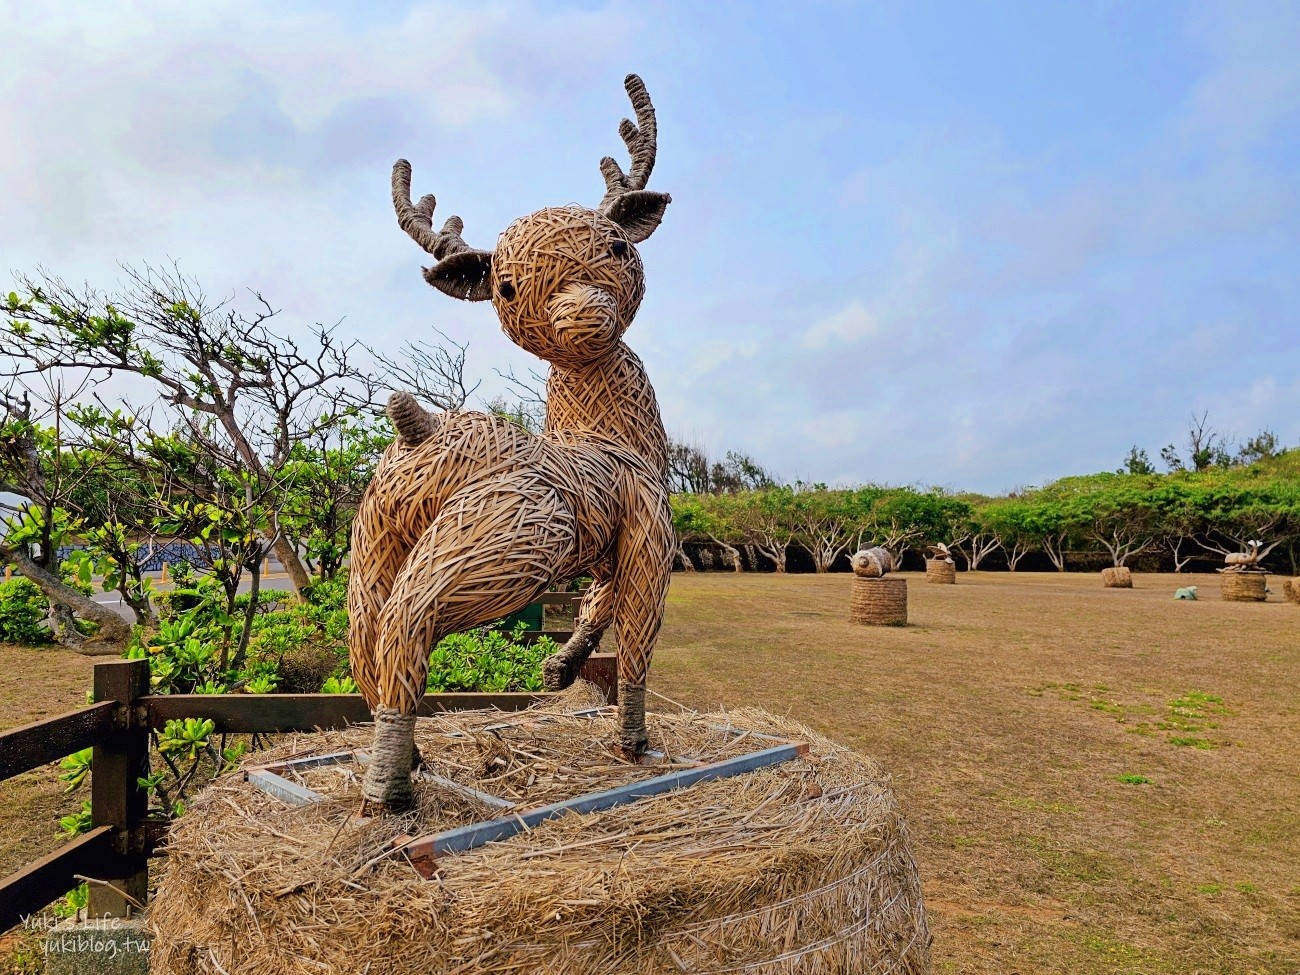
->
[3, 1, 1297, 492]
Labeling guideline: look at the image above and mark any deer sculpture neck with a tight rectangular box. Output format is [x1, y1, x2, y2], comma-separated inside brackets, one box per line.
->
[546, 343, 667, 476]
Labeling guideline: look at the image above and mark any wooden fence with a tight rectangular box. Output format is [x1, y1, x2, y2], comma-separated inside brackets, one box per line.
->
[0, 592, 611, 933]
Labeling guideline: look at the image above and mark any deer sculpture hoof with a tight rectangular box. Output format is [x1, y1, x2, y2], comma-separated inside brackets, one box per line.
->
[363, 708, 417, 813]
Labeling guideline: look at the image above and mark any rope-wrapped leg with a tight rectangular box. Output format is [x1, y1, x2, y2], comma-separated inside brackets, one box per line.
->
[362, 707, 417, 811]
[616, 680, 648, 757]
[543, 619, 604, 690]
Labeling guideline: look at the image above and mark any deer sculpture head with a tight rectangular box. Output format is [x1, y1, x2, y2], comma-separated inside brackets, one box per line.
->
[391, 74, 669, 369]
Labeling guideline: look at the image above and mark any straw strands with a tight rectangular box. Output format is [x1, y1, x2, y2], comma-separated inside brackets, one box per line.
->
[1221, 572, 1267, 602]
[1101, 567, 1133, 588]
[149, 692, 930, 975]
[849, 577, 908, 626]
[925, 560, 956, 585]
[1283, 579, 1300, 604]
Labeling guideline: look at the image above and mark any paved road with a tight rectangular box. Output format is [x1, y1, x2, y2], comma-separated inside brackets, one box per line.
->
[90, 567, 296, 621]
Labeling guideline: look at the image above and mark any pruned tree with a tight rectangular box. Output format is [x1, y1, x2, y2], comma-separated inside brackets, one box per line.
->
[958, 532, 1001, 570]
[733, 486, 797, 572]
[1, 266, 471, 596]
[1161, 411, 1233, 473]
[1119, 446, 1156, 475]
[0, 380, 134, 649]
[983, 503, 1033, 570]
[790, 488, 858, 573]
[1067, 482, 1160, 567]
[1235, 429, 1282, 466]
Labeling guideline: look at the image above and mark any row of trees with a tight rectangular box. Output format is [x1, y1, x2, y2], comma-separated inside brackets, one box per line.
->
[2, 268, 1297, 652]
[670, 467, 1300, 575]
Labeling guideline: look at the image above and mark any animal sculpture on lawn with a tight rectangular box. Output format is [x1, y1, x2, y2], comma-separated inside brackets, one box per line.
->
[926, 543, 956, 564]
[1218, 539, 1275, 573]
[850, 547, 896, 578]
[348, 75, 674, 811]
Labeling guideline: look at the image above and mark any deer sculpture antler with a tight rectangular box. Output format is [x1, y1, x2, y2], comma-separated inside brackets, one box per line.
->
[596, 74, 670, 243]
[391, 159, 495, 302]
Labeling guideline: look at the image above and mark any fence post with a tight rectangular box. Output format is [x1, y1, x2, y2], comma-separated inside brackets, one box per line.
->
[89, 658, 150, 918]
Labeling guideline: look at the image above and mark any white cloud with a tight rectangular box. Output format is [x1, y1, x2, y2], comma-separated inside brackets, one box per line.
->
[800, 300, 878, 349]
[800, 410, 862, 450]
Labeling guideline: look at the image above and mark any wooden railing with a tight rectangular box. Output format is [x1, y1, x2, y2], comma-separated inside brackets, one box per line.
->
[0, 633, 614, 933]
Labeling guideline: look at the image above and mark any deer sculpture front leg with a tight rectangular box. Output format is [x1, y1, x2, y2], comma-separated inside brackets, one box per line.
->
[608, 478, 674, 755]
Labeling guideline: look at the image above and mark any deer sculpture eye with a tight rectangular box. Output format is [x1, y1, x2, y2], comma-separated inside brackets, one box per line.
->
[611, 239, 628, 257]
[498, 279, 516, 301]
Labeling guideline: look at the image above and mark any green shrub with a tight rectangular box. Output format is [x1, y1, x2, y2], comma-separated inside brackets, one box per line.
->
[0, 576, 50, 645]
[426, 623, 559, 692]
[275, 642, 343, 693]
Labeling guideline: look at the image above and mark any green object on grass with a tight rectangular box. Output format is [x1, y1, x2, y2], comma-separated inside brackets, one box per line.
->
[497, 602, 544, 632]
[1174, 586, 1198, 600]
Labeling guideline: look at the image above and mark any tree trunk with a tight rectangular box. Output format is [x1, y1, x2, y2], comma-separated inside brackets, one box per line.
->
[755, 541, 787, 572]
[230, 559, 261, 674]
[270, 533, 311, 596]
[1, 544, 132, 651]
[709, 536, 743, 572]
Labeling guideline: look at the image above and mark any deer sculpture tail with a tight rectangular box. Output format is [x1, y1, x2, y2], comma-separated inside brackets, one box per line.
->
[388, 391, 441, 445]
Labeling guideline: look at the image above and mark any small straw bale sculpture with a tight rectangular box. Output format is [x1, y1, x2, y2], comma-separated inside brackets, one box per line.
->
[925, 543, 956, 584]
[1221, 571, 1267, 602]
[1216, 539, 1273, 603]
[349, 75, 675, 811]
[149, 703, 933, 975]
[1283, 579, 1300, 605]
[1101, 566, 1133, 588]
[849, 547, 907, 625]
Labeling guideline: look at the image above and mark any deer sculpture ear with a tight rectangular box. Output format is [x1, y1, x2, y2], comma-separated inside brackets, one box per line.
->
[422, 249, 494, 301]
[606, 190, 671, 243]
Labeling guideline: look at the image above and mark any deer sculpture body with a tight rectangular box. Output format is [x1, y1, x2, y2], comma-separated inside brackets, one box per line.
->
[348, 75, 674, 811]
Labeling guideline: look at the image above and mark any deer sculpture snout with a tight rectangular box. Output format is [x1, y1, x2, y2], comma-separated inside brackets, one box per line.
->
[547, 283, 620, 362]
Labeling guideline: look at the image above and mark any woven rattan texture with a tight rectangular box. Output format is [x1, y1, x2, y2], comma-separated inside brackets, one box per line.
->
[1101, 566, 1133, 588]
[350, 75, 675, 806]
[849, 577, 908, 626]
[925, 560, 956, 584]
[1221, 572, 1267, 602]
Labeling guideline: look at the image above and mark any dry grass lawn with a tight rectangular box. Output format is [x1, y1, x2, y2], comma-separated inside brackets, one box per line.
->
[650, 571, 1299, 975]
[1, 570, 1297, 974]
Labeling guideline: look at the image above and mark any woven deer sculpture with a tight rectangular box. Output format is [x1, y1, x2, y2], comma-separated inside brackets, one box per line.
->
[349, 75, 674, 811]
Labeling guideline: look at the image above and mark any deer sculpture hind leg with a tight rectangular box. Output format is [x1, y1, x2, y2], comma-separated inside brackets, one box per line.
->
[362, 477, 578, 811]
[542, 566, 615, 691]
[347, 498, 416, 706]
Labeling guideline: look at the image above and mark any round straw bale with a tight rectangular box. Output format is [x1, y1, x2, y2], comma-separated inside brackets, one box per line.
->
[849, 576, 908, 625]
[1221, 572, 1267, 602]
[1283, 578, 1300, 605]
[1101, 566, 1133, 588]
[149, 693, 931, 975]
[925, 559, 956, 584]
